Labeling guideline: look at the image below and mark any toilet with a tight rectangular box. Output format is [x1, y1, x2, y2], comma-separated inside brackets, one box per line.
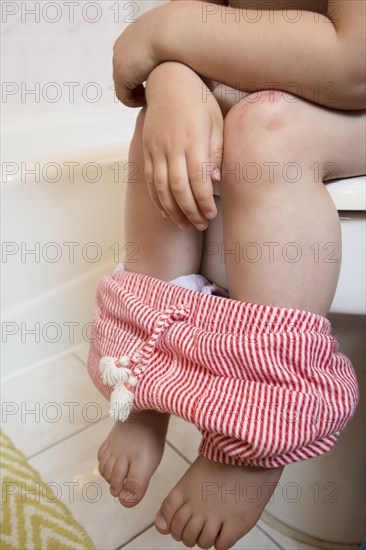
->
[200, 176, 366, 548]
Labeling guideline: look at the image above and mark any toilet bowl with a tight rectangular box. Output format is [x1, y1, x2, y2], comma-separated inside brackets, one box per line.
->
[200, 176, 366, 547]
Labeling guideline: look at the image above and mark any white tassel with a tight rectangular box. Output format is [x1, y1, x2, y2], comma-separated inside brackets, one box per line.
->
[99, 355, 138, 422]
[99, 356, 132, 386]
[109, 381, 135, 422]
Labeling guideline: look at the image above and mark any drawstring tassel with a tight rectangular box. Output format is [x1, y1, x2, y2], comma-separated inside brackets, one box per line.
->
[109, 376, 137, 422]
[99, 355, 137, 421]
[100, 355, 132, 386]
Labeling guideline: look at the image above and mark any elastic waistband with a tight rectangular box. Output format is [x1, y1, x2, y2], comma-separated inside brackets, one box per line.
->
[106, 267, 331, 337]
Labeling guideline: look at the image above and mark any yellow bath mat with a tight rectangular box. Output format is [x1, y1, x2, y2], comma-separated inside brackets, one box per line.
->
[0, 430, 95, 550]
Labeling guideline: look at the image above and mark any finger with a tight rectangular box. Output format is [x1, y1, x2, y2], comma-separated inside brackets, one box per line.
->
[168, 155, 208, 231]
[127, 83, 146, 108]
[186, 148, 217, 219]
[112, 64, 145, 107]
[115, 82, 146, 107]
[143, 149, 166, 215]
[153, 156, 191, 230]
[210, 117, 224, 184]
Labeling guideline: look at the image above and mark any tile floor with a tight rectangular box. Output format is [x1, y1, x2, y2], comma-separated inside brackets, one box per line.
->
[1, 343, 317, 550]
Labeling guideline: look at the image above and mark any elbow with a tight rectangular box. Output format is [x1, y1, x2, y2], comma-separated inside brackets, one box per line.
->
[340, 50, 366, 110]
[330, 24, 366, 109]
[348, 66, 366, 110]
[314, 60, 365, 110]
[330, 69, 366, 111]
[319, 80, 365, 111]
[349, 86, 366, 110]
[327, 38, 366, 110]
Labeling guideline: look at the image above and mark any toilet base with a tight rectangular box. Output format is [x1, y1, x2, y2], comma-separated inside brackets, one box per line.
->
[261, 510, 360, 550]
[264, 314, 365, 545]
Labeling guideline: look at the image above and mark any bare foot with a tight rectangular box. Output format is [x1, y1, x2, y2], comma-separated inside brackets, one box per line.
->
[98, 409, 170, 507]
[155, 455, 283, 550]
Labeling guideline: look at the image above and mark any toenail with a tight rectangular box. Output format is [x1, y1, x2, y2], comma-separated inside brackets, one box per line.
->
[155, 512, 167, 530]
[110, 485, 119, 496]
[119, 487, 138, 505]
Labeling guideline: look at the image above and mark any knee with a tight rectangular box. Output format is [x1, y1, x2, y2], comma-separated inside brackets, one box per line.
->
[222, 91, 311, 187]
[225, 90, 294, 134]
[224, 90, 295, 157]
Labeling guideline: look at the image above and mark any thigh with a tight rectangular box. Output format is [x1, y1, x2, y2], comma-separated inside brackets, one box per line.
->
[223, 91, 366, 182]
[289, 98, 366, 181]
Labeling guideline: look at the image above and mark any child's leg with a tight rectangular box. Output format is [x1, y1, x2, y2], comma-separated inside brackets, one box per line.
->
[221, 92, 365, 316]
[155, 93, 365, 550]
[124, 106, 203, 280]
[98, 106, 203, 507]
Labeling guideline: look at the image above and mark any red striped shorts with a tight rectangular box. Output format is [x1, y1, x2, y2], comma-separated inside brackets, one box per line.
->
[87, 268, 359, 468]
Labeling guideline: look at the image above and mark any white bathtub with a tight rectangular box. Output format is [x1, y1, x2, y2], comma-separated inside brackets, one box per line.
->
[1, 110, 138, 378]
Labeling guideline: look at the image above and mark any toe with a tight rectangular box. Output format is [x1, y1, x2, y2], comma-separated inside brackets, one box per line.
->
[181, 516, 205, 548]
[197, 519, 222, 550]
[215, 521, 246, 550]
[109, 458, 128, 497]
[119, 460, 150, 507]
[170, 502, 192, 542]
[97, 438, 109, 462]
[155, 488, 185, 534]
[98, 446, 111, 473]
[99, 455, 115, 483]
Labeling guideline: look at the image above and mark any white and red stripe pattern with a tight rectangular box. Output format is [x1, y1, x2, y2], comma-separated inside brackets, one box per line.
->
[87, 268, 359, 468]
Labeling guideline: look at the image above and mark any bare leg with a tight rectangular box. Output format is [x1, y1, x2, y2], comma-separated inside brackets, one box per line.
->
[98, 107, 202, 507]
[221, 92, 365, 315]
[155, 93, 366, 550]
[124, 107, 203, 279]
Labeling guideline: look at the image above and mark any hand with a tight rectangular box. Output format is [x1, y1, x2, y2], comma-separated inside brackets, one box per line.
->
[143, 63, 224, 231]
[113, 5, 166, 107]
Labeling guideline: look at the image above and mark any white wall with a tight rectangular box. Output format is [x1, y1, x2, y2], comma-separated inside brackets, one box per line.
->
[1, 1, 166, 378]
[1, 0, 166, 124]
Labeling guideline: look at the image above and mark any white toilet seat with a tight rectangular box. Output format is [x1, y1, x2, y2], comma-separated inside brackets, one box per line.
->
[212, 175, 366, 209]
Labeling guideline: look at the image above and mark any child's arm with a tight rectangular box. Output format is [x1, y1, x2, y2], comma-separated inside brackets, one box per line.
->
[143, 61, 224, 227]
[113, 0, 365, 110]
[170, 0, 242, 115]
[170, 0, 228, 94]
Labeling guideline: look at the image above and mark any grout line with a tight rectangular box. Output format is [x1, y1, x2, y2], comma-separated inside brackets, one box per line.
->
[27, 415, 109, 461]
[1, 350, 80, 383]
[72, 351, 88, 366]
[257, 523, 284, 549]
[2, 344, 90, 383]
[116, 522, 155, 550]
[165, 439, 193, 466]
[118, 521, 285, 550]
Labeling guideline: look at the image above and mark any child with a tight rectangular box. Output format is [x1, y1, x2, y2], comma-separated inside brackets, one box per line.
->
[88, 1, 365, 549]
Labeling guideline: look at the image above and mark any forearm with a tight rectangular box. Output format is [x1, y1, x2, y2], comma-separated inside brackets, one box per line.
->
[170, 0, 226, 95]
[146, 61, 211, 104]
[146, 61, 253, 121]
[154, 1, 365, 110]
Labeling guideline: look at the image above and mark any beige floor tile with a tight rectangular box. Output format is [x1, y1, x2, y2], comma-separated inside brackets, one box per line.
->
[166, 416, 202, 464]
[123, 524, 280, 549]
[232, 527, 281, 550]
[29, 417, 192, 550]
[1, 354, 109, 458]
[72, 342, 91, 365]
